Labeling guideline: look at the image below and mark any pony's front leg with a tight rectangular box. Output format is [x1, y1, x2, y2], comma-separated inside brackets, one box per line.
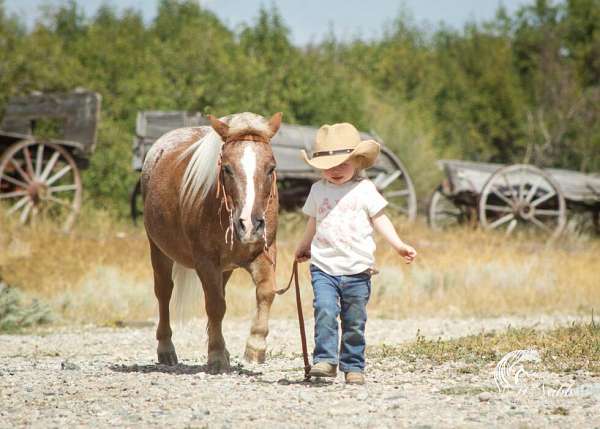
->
[197, 265, 230, 374]
[244, 249, 276, 363]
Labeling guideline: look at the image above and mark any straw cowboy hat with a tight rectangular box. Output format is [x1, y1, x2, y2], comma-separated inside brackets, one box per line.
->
[301, 123, 380, 170]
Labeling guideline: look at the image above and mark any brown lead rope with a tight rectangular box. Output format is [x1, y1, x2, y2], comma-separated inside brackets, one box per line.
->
[276, 260, 311, 381]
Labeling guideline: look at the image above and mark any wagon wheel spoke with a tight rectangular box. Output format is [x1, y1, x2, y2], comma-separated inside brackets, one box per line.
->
[533, 209, 562, 216]
[531, 190, 556, 207]
[385, 189, 411, 198]
[9, 158, 32, 184]
[484, 204, 513, 213]
[49, 184, 78, 193]
[370, 148, 416, 221]
[40, 152, 61, 181]
[525, 178, 541, 203]
[517, 170, 527, 202]
[46, 165, 73, 186]
[501, 173, 518, 204]
[488, 213, 514, 229]
[22, 145, 35, 180]
[45, 195, 72, 208]
[377, 171, 402, 189]
[6, 196, 30, 215]
[490, 187, 515, 207]
[1, 174, 28, 188]
[387, 202, 409, 214]
[0, 190, 28, 200]
[529, 216, 551, 232]
[35, 144, 45, 177]
[506, 218, 518, 235]
[19, 201, 34, 224]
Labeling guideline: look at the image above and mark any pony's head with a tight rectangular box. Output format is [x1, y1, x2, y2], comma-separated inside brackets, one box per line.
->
[209, 112, 282, 244]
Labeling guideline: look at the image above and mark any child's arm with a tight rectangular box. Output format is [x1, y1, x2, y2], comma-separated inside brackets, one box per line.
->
[295, 216, 316, 262]
[371, 210, 417, 264]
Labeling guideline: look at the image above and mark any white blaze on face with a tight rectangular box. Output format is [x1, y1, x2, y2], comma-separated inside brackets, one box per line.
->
[240, 145, 257, 231]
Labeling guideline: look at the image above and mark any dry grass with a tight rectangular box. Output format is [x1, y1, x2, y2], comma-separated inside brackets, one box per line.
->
[1, 209, 599, 324]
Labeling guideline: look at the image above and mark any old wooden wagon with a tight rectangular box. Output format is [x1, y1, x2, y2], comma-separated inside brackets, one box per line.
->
[428, 160, 600, 237]
[130, 111, 417, 223]
[0, 91, 101, 231]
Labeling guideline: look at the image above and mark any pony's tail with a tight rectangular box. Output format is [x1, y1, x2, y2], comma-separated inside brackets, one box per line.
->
[170, 263, 204, 325]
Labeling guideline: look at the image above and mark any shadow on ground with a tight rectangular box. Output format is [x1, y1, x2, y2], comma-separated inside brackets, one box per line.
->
[109, 362, 262, 377]
[109, 362, 335, 387]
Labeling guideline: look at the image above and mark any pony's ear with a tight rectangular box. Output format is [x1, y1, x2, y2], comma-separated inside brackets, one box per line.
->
[208, 115, 229, 140]
[268, 112, 283, 137]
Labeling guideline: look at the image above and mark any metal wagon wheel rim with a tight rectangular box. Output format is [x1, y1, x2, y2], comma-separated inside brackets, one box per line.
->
[0, 140, 82, 232]
[478, 164, 566, 239]
[368, 146, 417, 221]
[428, 185, 468, 230]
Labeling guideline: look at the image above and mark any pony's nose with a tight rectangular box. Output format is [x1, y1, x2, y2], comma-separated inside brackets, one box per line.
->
[237, 218, 249, 234]
[253, 217, 265, 235]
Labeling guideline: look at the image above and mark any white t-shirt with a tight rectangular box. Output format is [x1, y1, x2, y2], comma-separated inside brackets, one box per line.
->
[302, 178, 388, 276]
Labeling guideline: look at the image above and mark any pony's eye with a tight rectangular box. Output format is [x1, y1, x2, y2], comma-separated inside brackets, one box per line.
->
[223, 165, 233, 176]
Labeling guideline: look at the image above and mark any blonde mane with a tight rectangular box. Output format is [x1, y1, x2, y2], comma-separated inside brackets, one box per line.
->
[179, 112, 271, 207]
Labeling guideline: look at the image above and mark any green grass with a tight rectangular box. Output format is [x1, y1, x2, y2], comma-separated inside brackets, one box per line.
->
[0, 284, 53, 333]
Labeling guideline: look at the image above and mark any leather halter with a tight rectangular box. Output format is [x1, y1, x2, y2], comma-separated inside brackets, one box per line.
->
[225, 132, 271, 145]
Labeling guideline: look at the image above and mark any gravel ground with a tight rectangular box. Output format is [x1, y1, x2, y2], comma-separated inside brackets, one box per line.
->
[1, 315, 598, 428]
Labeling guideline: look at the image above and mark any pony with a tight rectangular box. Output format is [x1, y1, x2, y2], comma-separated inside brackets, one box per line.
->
[141, 112, 282, 373]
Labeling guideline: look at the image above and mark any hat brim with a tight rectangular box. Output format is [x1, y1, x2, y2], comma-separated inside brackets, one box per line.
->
[301, 139, 380, 170]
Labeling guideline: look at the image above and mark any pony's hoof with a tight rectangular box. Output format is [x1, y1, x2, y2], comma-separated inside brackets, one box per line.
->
[244, 345, 266, 364]
[157, 341, 178, 366]
[207, 350, 230, 374]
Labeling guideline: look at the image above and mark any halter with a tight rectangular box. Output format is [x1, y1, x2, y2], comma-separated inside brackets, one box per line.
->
[215, 134, 277, 263]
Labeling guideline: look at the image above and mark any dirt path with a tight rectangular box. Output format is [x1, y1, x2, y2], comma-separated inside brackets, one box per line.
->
[1, 316, 598, 428]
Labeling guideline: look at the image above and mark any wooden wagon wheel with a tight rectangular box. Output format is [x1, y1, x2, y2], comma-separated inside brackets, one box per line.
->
[130, 178, 143, 225]
[0, 140, 82, 232]
[478, 164, 566, 238]
[368, 146, 417, 221]
[428, 185, 469, 230]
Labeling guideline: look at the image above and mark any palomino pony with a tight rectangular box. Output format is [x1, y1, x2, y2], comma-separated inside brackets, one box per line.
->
[141, 112, 282, 373]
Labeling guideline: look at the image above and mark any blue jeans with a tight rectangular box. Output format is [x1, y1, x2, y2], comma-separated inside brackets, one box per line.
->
[310, 264, 371, 373]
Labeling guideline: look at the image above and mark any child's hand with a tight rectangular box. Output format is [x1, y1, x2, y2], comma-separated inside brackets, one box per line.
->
[295, 243, 311, 262]
[397, 243, 417, 264]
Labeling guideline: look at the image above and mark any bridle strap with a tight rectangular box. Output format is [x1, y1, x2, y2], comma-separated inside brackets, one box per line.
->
[225, 132, 271, 145]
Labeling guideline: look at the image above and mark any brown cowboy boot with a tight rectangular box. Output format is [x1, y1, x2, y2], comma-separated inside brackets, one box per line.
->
[309, 362, 337, 378]
[345, 371, 365, 385]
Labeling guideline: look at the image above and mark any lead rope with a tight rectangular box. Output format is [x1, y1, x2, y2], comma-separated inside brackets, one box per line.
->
[279, 260, 311, 380]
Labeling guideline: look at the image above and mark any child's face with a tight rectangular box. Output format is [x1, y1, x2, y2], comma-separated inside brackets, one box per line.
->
[323, 161, 356, 185]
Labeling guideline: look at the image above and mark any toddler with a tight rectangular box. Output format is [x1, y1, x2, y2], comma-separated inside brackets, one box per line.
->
[295, 123, 416, 385]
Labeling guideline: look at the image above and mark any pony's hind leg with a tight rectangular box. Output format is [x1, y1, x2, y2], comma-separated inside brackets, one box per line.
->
[149, 239, 178, 365]
[197, 265, 230, 374]
[244, 249, 276, 363]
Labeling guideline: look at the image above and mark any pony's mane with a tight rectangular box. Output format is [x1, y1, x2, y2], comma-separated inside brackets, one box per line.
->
[180, 112, 271, 207]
